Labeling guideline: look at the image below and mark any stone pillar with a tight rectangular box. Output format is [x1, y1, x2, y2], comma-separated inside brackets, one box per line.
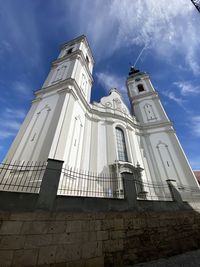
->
[37, 158, 64, 210]
[121, 172, 138, 210]
[166, 179, 183, 204]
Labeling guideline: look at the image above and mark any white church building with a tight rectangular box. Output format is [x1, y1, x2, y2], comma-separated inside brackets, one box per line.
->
[3, 35, 199, 195]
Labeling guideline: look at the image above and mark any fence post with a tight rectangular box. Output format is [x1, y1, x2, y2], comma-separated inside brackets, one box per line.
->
[166, 179, 183, 204]
[37, 158, 64, 210]
[121, 172, 138, 210]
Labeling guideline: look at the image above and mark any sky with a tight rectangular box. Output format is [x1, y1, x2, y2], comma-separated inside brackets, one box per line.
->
[0, 0, 200, 169]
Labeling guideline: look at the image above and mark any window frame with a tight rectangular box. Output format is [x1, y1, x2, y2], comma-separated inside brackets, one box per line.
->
[137, 84, 145, 93]
[115, 127, 128, 162]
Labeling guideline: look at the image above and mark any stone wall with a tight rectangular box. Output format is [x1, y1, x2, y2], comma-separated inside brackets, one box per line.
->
[1, 210, 200, 266]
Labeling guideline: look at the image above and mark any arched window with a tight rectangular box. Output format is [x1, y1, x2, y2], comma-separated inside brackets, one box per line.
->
[137, 84, 145, 92]
[116, 127, 128, 162]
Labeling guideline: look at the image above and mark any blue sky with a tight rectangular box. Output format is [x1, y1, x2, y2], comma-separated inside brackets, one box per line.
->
[0, 0, 200, 169]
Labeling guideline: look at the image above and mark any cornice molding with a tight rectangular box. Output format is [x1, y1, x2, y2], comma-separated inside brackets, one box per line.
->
[34, 78, 144, 131]
[32, 97, 42, 104]
[61, 35, 95, 64]
[52, 49, 93, 82]
[131, 91, 159, 103]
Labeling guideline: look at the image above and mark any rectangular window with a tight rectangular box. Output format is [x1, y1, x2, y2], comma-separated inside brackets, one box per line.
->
[116, 127, 128, 162]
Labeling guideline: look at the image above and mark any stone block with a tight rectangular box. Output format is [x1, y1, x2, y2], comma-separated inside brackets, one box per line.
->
[147, 219, 159, 228]
[82, 241, 102, 259]
[95, 213, 106, 220]
[86, 256, 104, 267]
[67, 259, 86, 267]
[0, 212, 10, 220]
[48, 221, 66, 233]
[97, 231, 108, 241]
[101, 220, 114, 231]
[114, 219, 124, 230]
[12, 249, 38, 266]
[103, 239, 123, 253]
[52, 232, 81, 244]
[38, 245, 57, 265]
[24, 234, 52, 248]
[21, 221, 49, 235]
[81, 231, 96, 242]
[10, 212, 36, 221]
[55, 243, 82, 263]
[65, 221, 82, 232]
[35, 212, 54, 221]
[124, 218, 133, 230]
[0, 250, 13, 266]
[110, 230, 125, 239]
[55, 263, 68, 267]
[81, 220, 95, 232]
[95, 220, 102, 231]
[0, 235, 25, 249]
[132, 218, 144, 229]
[0, 221, 22, 235]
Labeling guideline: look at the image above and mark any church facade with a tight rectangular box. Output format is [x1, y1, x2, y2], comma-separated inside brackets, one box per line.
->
[4, 35, 198, 190]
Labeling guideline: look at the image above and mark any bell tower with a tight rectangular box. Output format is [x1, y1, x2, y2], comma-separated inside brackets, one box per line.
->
[126, 67, 199, 189]
[127, 67, 169, 124]
[43, 35, 94, 102]
[4, 35, 94, 163]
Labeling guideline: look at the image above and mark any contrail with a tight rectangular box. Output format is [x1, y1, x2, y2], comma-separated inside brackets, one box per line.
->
[133, 44, 148, 67]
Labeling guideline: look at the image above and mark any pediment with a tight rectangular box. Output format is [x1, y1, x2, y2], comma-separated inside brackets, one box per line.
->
[93, 88, 130, 115]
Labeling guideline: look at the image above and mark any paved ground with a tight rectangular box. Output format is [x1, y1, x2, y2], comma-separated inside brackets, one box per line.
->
[128, 249, 200, 267]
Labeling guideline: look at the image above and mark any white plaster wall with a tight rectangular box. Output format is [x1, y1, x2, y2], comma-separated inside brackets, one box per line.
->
[97, 122, 108, 173]
[80, 117, 92, 171]
[72, 60, 92, 102]
[146, 131, 190, 185]
[79, 41, 93, 73]
[62, 100, 85, 169]
[12, 93, 60, 162]
[4, 100, 40, 162]
[89, 119, 98, 172]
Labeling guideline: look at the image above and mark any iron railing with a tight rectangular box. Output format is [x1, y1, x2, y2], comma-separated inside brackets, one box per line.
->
[134, 179, 173, 201]
[57, 166, 124, 198]
[0, 161, 47, 193]
[1, 160, 200, 204]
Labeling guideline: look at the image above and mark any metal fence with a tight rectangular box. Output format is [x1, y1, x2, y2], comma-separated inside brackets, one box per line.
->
[57, 165, 174, 201]
[134, 179, 173, 201]
[1, 159, 200, 204]
[0, 161, 47, 193]
[57, 166, 124, 198]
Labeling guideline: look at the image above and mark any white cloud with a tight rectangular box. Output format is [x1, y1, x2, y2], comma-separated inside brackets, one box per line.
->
[67, 0, 200, 74]
[0, 40, 12, 55]
[96, 71, 130, 105]
[162, 91, 185, 107]
[174, 81, 200, 96]
[5, 108, 26, 119]
[0, 130, 15, 139]
[96, 72, 126, 93]
[0, 120, 21, 131]
[0, 107, 25, 140]
[191, 116, 200, 137]
[12, 81, 33, 98]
